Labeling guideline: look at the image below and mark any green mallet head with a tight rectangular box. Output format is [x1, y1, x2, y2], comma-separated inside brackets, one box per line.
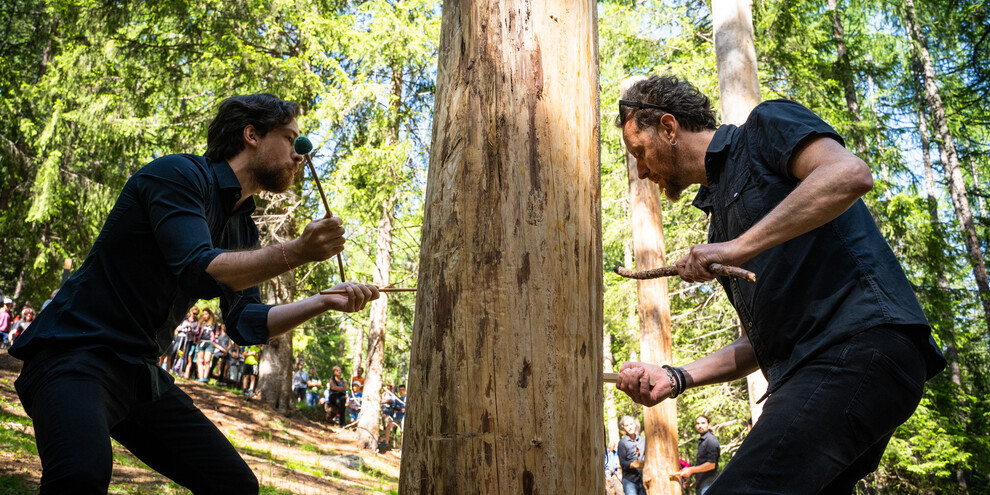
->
[293, 136, 314, 155]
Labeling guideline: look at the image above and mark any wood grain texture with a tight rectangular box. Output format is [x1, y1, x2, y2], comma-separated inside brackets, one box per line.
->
[399, 0, 603, 492]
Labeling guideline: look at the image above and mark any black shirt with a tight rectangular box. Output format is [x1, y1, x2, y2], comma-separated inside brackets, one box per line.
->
[691, 100, 945, 399]
[695, 430, 720, 491]
[11, 154, 273, 397]
[617, 434, 646, 485]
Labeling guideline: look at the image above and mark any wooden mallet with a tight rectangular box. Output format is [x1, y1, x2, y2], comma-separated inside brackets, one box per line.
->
[294, 136, 347, 282]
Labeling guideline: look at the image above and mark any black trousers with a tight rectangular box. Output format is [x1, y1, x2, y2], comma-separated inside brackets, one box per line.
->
[15, 348, 258, 495]
[709, 326, 927, 495]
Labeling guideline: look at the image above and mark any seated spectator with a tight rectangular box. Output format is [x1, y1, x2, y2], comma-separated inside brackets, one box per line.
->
[346, 382, 363, 423]
[351, 366, 365, 393]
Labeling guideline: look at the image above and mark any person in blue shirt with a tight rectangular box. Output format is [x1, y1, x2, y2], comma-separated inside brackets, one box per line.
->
[614, 75, 945, 494]
[10, 94, 379, 495]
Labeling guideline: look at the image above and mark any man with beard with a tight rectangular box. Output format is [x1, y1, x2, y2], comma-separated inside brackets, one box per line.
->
[10, 94, 379, 494]
[676, 415, 719, 494]
[614, 75, 945, 494]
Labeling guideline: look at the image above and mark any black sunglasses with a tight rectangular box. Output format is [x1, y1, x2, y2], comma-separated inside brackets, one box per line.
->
[617, 99, 672, 125]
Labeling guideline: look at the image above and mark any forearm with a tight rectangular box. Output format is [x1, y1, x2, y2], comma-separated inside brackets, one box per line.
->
[681, 336, 759, 389]
[689, 462, 716, 475]
[206, 241, 304, 292]
[266, 294, 333, 339]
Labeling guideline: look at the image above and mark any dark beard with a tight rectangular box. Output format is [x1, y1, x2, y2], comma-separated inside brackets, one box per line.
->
[254, 162, 294, 193]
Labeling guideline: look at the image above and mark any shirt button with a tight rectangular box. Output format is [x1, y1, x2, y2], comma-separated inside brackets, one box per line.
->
[733, 192, 739, 198]
[235, 193, 241, 199]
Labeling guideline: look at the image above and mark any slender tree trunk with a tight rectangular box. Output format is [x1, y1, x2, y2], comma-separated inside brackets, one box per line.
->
[357, 197, 395, 449]
[712, 0, 769, 424]
[827, 0, 868, 155]
[399, 0, 603, 489]
[625, 150, 680, 495]
[918, 86, 970, 494]
[904, 0, 990, 333]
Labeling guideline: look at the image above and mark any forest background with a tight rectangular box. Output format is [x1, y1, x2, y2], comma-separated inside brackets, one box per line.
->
[1, 0, 988, 492]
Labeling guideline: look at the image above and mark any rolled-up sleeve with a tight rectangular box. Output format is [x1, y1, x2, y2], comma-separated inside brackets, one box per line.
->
[219, 283, 272, 346]
[136, 156, 226, 299]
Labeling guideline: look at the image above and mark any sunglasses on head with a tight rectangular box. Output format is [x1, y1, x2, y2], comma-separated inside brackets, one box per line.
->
[617, 99, 672, 126]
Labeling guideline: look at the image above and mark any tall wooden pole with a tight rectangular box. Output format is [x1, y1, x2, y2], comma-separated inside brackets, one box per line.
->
[712, 0, 768, 423]
[621, 77, 680, 495]
[398, 0, 603, 491]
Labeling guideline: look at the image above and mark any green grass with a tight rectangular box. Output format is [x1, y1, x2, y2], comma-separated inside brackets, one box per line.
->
[0, 475, 35, 495]
[360, 464, 399, 484]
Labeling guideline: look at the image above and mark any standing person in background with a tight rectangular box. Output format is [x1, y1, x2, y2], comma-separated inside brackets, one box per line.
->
[325, 366, 348, 426]
[305, 366, 322, 407]
[617, 416, 646, 495]
[210, 324, 233, 381]
[195, 309, 218, 382]
[677, 415, 720, 494]
[242, 345, 261, 396]
[41, 258, 73, 313]
[292, 361, 309, 403]
[10, 306, 35, 345]
[0, 297, 12, 350]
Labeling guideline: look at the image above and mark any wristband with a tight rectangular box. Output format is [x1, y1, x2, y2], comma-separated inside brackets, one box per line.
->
[662, 365, 680, 398]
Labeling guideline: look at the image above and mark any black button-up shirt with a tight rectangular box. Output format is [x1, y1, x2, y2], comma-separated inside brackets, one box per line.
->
[695, 430, 720, 490]
[692, 100, 945, 398]
[11, 154, 273, 397]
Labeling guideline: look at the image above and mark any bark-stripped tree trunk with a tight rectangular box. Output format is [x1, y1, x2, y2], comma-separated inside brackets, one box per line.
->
[625, 154, 680, 495]
[356, 63, 403, 450]
[357, 197, 395, 449]
[827, 0, 868, 155]
[903, 0, 990, 333]
[712, 0, 768, 424]
[398, 0, 603, 489]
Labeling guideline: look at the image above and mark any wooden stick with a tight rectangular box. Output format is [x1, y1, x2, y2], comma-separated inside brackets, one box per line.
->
[603, 372, 656, 387]
[319, 287, 417, 295]
[302, 154, 347, 282]
[613, 262, 756, 282]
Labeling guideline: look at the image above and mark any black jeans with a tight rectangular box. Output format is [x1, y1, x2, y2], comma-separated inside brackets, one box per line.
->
[709, 326, 927, 495]
[15, 348, 258, 495]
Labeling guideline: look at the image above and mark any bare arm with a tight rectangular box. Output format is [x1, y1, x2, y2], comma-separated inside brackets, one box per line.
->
[265, 282, 378, 340]
[207, 216, 346, 292]
[679, 461, 716, 478]
[615, 335, 759, 407]
[678, 137, 873, 282]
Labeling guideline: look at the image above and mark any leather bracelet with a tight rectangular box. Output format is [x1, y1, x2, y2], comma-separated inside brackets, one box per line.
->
[280, 242, 293, 271]
[672, 366, 687, 395]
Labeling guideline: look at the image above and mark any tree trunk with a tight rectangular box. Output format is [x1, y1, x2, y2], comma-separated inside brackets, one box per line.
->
[918, 86, 969, 494]
[903, 0, 990, 333]
[398, 0, 603, 490]
[258, 270, 297, 416]
[712, 0, 769, 425]
[357, 197, 395, 450]
[826, 0, 868, 155]
[625, 152, 681, 495]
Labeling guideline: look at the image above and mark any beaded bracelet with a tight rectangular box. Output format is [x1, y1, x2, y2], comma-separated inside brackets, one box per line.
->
[662, 365, 680, 398]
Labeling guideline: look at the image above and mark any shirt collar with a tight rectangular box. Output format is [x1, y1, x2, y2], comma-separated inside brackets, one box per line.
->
[211, 159, 255, 215]
[692, 124, 736, 213]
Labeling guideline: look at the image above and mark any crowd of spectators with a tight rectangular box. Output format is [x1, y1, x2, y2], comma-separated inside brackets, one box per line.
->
[0, 297, 35, 350]
[157, 305, 261, 395]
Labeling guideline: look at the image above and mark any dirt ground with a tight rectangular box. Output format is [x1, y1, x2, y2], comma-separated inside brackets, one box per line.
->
[0, 351, 400, 494]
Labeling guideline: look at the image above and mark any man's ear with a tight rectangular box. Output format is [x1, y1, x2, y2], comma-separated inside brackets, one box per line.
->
[243, 125, 260, 148]
[659, 114, 678, 144]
